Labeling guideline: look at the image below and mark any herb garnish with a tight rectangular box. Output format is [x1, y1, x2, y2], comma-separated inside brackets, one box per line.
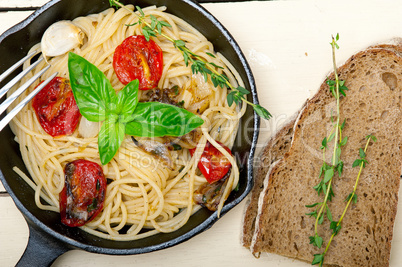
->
[306, 34, 348, 252]
[306, 34, 376, 266]
[108, 0, 271, 120]
[312, 135, 376, 266]
[68, 52, 204, 165]
[87, 198, 98, 212]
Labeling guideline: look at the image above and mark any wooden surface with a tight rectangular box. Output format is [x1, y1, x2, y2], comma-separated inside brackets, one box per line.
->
[1, 0, 402, 266]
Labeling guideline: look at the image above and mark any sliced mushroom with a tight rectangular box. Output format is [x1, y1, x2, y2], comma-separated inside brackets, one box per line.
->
[131, 137, 174, 169]
[193, 169, 231, 211]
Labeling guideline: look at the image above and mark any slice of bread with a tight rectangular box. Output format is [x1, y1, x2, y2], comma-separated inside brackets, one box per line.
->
[250, 47, 402, 266]
[241, 118, 296, 248]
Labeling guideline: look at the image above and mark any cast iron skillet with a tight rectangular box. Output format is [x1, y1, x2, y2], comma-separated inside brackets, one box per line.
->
[0, 0, 260, 266]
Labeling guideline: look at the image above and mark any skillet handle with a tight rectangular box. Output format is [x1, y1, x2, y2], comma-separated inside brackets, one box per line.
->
[16, 223, 70, 267]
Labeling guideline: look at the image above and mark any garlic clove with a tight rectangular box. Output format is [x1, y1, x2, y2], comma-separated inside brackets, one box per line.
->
[78, 116, 100, 139]
[41, 21, 85, 57]
[191, 73, 212, 99]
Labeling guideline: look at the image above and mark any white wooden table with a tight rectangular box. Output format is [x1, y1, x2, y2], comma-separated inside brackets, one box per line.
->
[1, 0, 402, 266]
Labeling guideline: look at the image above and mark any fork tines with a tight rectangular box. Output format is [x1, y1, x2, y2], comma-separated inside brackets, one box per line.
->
[0, 52, 58, 132]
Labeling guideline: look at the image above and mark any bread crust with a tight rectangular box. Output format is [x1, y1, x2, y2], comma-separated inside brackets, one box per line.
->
[249, 47, 402, 267]
[241, 117, 297, 247]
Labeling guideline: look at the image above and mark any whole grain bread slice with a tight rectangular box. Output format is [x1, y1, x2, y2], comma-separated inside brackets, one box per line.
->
[250, 47, 402, 266]
[241, 118, 296, 248]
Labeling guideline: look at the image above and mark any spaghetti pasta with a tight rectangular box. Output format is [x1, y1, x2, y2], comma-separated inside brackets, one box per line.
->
[9, 4, 246, 241]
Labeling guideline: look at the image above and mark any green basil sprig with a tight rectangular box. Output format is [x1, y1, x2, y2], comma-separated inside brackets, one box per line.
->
[68, 52, 204, 165]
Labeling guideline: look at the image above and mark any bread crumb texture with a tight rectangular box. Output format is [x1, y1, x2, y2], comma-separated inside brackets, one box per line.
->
[248, 47, 402, 267]
[242, 120, 295, 247]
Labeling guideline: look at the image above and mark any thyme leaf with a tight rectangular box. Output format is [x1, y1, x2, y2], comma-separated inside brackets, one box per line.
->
[109, 0, 271, 119]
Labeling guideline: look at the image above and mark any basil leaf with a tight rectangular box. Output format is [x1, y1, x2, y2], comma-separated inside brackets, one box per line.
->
[68, 52, 117, 122]
[98, 116, 125, 165]
[116, 79, 139, 116]
[125, 102, 204, 137]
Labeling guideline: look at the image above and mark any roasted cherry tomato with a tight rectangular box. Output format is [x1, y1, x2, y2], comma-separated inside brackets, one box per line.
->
[32, 76, 81, 137]
[113, 35, 163, 90]
[189, 141, 232, 184]
[59, 159, 107, 227]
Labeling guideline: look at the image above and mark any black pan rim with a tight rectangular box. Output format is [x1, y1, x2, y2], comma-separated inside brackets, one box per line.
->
[0, 0, 260, 255]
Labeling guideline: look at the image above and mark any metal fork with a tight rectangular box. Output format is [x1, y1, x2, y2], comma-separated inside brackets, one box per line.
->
[0, 51, 58, 132]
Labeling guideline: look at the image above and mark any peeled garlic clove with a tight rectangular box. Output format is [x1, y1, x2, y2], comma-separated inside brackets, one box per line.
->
[192, 73, 212, 99]
[78, 117, 100, 139]
[41, 21, 84, 57]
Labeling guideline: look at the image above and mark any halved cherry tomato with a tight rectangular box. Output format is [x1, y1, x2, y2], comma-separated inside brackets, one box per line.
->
[59, 159, 107, 227]
[32, 77, 81, 137]
[113, 35, 163, 90]
[189, 141, 232, 184]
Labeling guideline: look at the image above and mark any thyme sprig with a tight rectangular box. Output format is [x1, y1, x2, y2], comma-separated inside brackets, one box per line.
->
[307, 34, 376, 267]
[109, 0, 271, 119]
[306, 33, 348, 252]
[312, 134, 376, 266]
